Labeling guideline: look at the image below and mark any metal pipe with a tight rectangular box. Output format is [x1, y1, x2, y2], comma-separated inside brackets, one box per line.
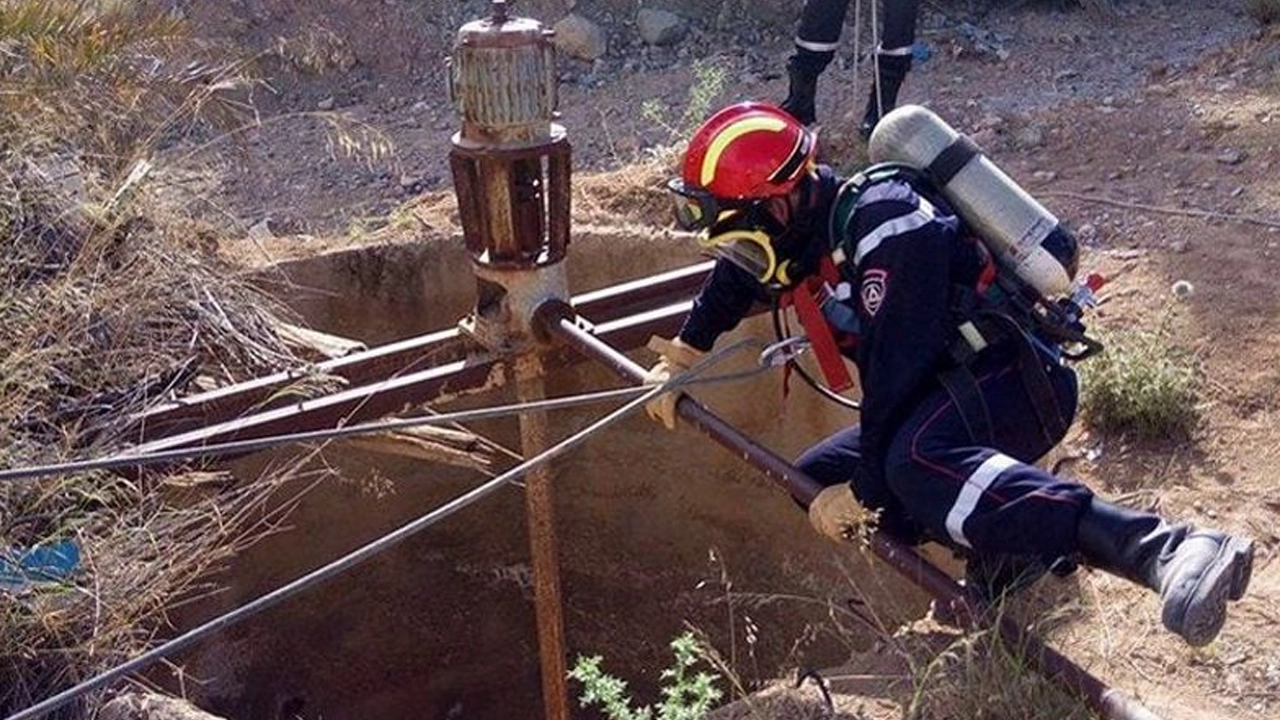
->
[537, 302, 1166, 720]
[511, 353, 570, 720]
[121, 301, 698, 462]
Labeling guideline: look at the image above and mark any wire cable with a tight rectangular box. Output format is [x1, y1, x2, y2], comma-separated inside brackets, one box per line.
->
[3, 340, 757, 720]
[0, 354, 772, 485]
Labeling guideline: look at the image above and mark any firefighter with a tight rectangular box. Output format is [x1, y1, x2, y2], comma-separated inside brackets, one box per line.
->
[779, 0, 920, 137]
[645, 102, 1255, 647]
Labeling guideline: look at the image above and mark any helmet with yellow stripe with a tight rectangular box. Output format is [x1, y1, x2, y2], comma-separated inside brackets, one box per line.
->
[667, 102, 817, 232]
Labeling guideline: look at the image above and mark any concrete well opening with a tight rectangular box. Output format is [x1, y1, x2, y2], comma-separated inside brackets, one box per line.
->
[164, 230, 933, 720]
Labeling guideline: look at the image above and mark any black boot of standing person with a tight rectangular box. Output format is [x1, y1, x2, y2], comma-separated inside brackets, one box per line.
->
[779, 0, 849, 126]
[858, 50, 912, 139]
[780, 48, 833, 126]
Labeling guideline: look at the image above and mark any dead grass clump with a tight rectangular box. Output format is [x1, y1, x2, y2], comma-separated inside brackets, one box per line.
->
[1246, 0, 1280, 26]
[0, 465, 312, 718]
[0, 0, 255, 169]
[573, 154, 678, 226]
[903, 615, 1096, 720]
[0, 2, 320, 715]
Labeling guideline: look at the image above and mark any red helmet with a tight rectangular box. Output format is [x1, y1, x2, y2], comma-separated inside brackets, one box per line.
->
[667, 102, 817, 232]
[679, 102, 817, 201]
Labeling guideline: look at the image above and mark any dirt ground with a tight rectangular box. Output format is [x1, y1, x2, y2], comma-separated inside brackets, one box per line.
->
[158, 0, 1280, 718]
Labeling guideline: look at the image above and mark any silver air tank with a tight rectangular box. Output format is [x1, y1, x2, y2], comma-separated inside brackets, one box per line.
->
[868, 105, 1079, 298]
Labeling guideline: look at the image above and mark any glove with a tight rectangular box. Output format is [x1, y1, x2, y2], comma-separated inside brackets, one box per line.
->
[807, 484, 875, 543]
[641, 335, 705, 430]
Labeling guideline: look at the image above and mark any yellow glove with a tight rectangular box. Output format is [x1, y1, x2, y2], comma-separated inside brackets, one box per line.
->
[641, 335, 705, 430]
[807, 484, 876, 543]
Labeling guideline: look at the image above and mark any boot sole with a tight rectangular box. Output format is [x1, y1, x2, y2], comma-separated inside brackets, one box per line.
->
[1162, 536, 1254, 647]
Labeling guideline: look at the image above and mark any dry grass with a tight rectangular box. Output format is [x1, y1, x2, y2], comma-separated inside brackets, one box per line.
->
[684, 543, 1106, 720]
[1246, 0, 1280, 25]
[0, 2, 324, 715]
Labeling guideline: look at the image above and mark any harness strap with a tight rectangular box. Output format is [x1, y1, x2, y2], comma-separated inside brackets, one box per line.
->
[950, 311, 1070, 446]
[1006, 320, 1071, 445]
[777, 293, 797, 399]
[791, 282, 856, 393]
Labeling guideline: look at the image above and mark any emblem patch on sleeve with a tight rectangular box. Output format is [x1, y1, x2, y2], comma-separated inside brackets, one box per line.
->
[860, 269, 888, 317]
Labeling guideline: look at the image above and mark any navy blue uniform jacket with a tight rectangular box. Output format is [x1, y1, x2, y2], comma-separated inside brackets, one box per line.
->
[676, 167, 988, 506]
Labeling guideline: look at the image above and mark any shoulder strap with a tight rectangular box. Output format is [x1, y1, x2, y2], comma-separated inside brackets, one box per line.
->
[827, 162, 929, 266]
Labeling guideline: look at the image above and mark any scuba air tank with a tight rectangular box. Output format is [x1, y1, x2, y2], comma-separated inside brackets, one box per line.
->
[868, 105, 1079, 299]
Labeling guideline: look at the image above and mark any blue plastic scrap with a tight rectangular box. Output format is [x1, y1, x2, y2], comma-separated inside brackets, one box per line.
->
[0, 539, 80, 593]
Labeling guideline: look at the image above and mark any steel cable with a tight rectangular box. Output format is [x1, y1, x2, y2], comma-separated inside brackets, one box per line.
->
[3, 339, 763, 720]
[0, 348, 773, 485]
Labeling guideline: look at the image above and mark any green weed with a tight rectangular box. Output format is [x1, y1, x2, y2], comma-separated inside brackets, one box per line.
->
[569, 632, 724, 720]
[1080, 283, 1201, 440]
[640, 59, 729, 149]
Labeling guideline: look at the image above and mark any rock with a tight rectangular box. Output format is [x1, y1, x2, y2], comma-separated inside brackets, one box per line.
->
[552, 14, 607, 61]
[1216, 148, 1246, 165]
[636, 8, 687, 46]
[1014, 125, 1045, 150]
[974, 114, 1006, 132]
[317, 96, 336, 111]
[970, 128, 1000, 149]
[247, 218, 275, 243]
[100, 693, 229, 720]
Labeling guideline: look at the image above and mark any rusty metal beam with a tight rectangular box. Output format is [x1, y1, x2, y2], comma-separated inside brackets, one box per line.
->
[118, 262, 714, 445]
[510, 354, 570, 720]
[122, 298, 697, 459]
[537, 303, 1166, 720]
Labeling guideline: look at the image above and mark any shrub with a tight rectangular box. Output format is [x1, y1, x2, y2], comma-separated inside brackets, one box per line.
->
[1079, 284, 1201, 440]
[569, 632, 724, 720]
[0, 2, 307, 716]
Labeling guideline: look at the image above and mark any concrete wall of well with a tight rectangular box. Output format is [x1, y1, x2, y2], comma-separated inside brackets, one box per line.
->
[169, 231, 932, 720]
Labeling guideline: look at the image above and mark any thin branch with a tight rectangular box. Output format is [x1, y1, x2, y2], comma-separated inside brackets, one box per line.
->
[1040, 190, 1280, 230]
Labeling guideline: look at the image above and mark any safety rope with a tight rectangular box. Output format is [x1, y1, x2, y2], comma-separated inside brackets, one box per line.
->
[3, 339, 764, 720]
[853, 0, 863, 119]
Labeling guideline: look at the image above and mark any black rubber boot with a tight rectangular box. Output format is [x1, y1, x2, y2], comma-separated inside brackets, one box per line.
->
[1076, 498, 1254, 646]
[780, 51, 829, 126]
[859, 52, 912, 140]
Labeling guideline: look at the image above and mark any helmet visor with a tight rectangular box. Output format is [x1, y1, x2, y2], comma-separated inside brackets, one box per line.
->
[668, 177, 750, 232]
[698, 228, 778, 284]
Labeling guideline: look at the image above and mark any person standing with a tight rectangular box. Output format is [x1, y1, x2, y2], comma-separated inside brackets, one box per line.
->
[780, 0, 920, 138]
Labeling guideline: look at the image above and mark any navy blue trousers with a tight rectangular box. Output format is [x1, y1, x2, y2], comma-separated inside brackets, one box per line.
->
[796, 345, 1093, 563]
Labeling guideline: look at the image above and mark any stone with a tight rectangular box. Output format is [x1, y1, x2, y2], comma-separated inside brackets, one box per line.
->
[100, 693, 229, 720]
[552, 13, 607, 61]
[1216, 148, 1245, 165]
[636, 8, 687, 46]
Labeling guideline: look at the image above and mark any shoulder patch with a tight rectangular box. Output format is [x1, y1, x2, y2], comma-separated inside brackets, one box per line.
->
[861, 268, 889, 317]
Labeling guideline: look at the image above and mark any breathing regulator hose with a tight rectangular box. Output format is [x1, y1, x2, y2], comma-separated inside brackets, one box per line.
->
[768, 295, 861, 412]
